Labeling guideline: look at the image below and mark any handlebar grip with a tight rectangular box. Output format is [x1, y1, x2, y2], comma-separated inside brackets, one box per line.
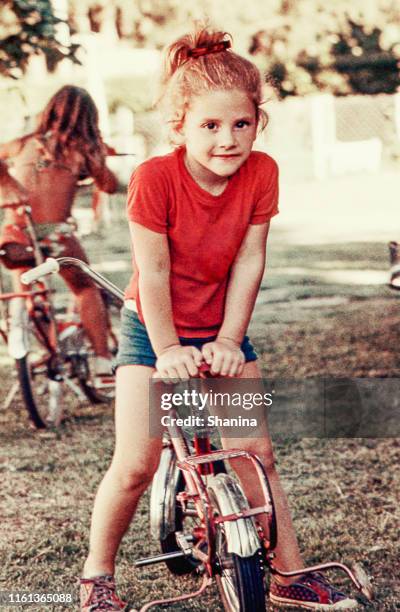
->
[21, 257, 60, 284]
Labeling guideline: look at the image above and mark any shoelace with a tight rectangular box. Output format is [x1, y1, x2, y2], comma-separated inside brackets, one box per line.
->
[86, 577, 122, 611]
[302, 572, 347, 602]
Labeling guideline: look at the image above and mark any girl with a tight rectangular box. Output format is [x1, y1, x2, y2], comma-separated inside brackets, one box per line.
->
[0, 86, 118, 380]
[80, 28, 358, 610]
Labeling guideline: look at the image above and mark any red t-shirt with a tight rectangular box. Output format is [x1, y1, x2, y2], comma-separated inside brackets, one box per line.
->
[125, 146, 279, 337]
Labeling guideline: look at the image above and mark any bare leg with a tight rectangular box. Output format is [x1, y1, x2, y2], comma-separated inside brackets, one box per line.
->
[83, 365, 162, 577]
[58, 235, 110, 358]
[72, 285, 110, 358]
[220, 360, 304, 585]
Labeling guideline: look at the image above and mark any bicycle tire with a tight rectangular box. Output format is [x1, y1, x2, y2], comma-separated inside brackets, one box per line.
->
[15, 329, 63, 430]
[157, 446, 226, 575]
[79, 374, 114, 405]
[75, 317, 118, 405]
[208, 474, 266, 612]
[16, 355, 49, 429]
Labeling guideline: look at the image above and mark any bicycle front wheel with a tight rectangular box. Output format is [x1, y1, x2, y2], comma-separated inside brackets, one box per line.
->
[207, 473, 266, 612]
[15, 346, 60, 429]
[151, 441, 226, 575]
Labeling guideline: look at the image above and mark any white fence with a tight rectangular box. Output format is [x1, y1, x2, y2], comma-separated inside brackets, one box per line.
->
[255, 93, 399, 181]
[136, 92, 400, 182]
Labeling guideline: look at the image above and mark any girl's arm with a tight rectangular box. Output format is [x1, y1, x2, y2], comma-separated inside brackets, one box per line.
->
[202, 222, 270, 376]
[86, 147, 118, 194]
[130, 222, 203, 378]
[92, 163, 118, 194]
[0, 160, 28, 206]
[0, 137, 25, 160]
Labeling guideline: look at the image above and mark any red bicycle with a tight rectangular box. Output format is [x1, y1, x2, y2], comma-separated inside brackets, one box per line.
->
[0, 203, 120, 428]
[140, 371, 374, 611]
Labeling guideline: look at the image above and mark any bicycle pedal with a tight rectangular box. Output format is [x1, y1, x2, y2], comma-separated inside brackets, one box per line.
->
[175, 531, 193, 555]
[134, 549, 189, 567]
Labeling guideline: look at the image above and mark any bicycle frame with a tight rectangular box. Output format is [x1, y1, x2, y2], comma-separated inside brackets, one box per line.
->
[0, 204, 61, 354]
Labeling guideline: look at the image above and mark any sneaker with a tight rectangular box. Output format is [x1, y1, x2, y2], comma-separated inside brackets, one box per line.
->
[269, 572, 359, 610]
[80, 575, 129, 611]
[94, 357, 115, 390]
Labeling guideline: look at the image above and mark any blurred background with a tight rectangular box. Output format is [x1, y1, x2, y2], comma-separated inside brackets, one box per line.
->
[1, 0, 400, 180]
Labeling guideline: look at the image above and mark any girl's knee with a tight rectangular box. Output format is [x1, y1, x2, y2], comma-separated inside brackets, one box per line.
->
[68, 280, 96, 297]
[110, 456, 160, 492]
[241, 441, 276, 474]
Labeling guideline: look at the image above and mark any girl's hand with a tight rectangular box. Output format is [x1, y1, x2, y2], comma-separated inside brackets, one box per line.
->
[155, 345, 203, 381]
[103, 143, 118, 156]
[202, 339, 245, 377]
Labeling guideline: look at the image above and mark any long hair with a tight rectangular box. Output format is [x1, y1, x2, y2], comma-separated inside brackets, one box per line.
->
[35, 85, 105, 171]
[157, 25, 268, 140]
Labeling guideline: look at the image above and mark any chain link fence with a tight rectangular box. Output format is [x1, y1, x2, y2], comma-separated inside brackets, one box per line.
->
[335, 94, 398, 150]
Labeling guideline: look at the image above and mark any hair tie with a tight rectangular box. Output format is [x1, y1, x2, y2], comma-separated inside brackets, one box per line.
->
[188, 40, 231, 59]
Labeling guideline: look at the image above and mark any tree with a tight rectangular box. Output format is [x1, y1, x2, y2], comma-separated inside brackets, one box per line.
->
[248, 0, 400, 97]
[0, 0, 80, 78]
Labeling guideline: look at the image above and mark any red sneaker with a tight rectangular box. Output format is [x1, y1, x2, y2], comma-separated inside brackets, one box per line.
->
[270, 572, 359, 610]
[80, 575, 129, 611]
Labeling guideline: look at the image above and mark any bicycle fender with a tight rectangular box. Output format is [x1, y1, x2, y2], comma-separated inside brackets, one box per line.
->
[150, 444, 181, 540]
[207, 473, 261, 558]
[8, 299, 29, 359]
[8, 326, 28, 359]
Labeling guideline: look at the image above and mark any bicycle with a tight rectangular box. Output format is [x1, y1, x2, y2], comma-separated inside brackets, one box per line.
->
[23, 256, 375, 611]
[141, 380, 374, 611]
[0, 203, 121, 428]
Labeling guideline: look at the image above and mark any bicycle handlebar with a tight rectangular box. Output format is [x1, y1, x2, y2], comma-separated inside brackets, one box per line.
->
[21, 257, 60, 283]
[21, 257, 125, 303]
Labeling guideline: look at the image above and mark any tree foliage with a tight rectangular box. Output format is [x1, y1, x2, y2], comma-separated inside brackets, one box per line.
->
[249, 2, 400, 97]
[0, 0, 80, 78]
[76, 0, 400, 97]
[8, 0, 398, 95]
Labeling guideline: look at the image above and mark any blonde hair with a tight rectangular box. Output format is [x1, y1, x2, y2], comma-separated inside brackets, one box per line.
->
[157, 25, 268, 140]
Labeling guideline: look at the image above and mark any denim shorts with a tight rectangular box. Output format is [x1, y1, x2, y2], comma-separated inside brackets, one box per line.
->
[114, 307, 258, 370]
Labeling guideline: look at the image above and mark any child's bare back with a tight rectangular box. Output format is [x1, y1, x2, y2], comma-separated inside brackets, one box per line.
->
[1, 131, 116, 225]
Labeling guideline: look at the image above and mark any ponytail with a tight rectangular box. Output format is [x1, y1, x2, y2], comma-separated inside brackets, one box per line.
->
[156, 24, 267, 140]
[161, 27, 231, 85]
